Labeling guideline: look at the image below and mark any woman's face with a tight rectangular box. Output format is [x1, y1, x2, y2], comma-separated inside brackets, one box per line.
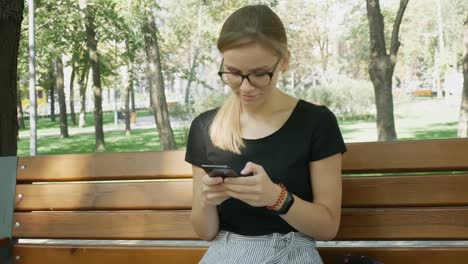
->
[221, 43, 288, 106]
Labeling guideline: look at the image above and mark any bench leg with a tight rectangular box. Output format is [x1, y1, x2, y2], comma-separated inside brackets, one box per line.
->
[0, 238, 15, 264]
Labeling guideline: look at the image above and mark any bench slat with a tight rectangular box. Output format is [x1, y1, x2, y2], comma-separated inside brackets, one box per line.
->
[16, 151, 191, 182]
[12, 245, 468, 264]
[16, 139, 468, 182]
[343, 174, 468, 207]
[13, 245, 205, 264]
[339, 208, 468, 240]
[343, 139, 468, 173]
[15, 181, 193, 211]
[319, 247, 468, 264]
[13, 211, 197, 240]
[15, 174, 468, 211]
[12, 208, 468, 240]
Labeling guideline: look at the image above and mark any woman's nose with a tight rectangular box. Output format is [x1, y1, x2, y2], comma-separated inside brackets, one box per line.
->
[239, 77, 255, 92]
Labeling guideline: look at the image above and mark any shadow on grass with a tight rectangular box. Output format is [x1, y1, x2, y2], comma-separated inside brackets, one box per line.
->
[400, 121, 458, 141]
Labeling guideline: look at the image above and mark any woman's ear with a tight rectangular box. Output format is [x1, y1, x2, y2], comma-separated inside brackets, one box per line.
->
[281, 51, 291, 73]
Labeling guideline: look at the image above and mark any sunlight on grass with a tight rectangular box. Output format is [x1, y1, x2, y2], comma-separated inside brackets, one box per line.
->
[18, 128, 188, 156]
[17, 98, 462, 156]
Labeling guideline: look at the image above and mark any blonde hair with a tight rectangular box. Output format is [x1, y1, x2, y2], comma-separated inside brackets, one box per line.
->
[210, 5, 289, 154]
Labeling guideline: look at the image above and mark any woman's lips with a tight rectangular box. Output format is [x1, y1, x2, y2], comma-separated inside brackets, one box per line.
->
[241, 94, 258, 101]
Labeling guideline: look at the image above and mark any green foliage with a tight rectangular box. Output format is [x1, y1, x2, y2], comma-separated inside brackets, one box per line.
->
[192, 90, 231, 115]
[296, 77, 376, 121]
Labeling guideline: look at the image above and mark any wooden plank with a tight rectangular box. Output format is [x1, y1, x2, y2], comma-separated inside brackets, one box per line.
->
[342, 139, 468, 173]
[16, 151, 191, 182]
[15, 173, 468, 211]
[342, 174, 468, 207]
[12, 211, 198, 240]
[337, 208, 468, 240]
[319, 247, 468, 264]
[12, 245, 468, 264]
[11, 208, 468, 240]
[13, 245, 206, 264]
[16, 139, 468, 182]
[15, 181, 193, 211]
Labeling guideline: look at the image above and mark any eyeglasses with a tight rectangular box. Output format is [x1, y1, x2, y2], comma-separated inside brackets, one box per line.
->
[218, 58, 281, 88]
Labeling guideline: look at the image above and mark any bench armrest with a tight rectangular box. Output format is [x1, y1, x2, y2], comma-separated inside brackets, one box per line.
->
[0, 238, 10, 247]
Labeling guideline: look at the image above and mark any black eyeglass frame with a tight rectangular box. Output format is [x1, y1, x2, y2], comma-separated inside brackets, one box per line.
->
[217, 57, 282, 88]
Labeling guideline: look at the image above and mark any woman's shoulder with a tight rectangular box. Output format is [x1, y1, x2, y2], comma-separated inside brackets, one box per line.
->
[192, 107, 220, 126]
[297, 99, 337, 120]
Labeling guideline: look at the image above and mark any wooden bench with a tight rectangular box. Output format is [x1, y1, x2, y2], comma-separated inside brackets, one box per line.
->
[1, 138, 468, 264]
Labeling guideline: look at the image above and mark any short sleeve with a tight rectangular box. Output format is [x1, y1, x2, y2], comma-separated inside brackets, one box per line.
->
[309, 106, 347, 162]
[185, 116, 208, 167]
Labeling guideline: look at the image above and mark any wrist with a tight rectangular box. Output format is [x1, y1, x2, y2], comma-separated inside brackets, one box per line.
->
[266, 183, 287, 211]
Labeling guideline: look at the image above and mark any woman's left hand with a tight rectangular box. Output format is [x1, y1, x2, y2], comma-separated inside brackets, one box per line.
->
[223, 161, 282, 207]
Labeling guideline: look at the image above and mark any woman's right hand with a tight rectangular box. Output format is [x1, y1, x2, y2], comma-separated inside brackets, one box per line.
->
[200, 174, 230, 206]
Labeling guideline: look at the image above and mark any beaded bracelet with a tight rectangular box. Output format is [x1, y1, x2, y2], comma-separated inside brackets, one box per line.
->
[266, 183, 287, 211]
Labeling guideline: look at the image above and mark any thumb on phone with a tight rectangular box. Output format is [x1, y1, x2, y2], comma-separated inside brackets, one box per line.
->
[241, 161, 257, 176]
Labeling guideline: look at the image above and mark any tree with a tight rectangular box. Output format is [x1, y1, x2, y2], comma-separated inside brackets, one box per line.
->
[458, 17, 468, 137]
[366, 0, 409, 141]
[47, 61, 56, 122]
[69, 61, 77, 126]
[17, 88, 25, 129]
[142, 6, 177, 150]
[0, 0, 24, 156]
[81, 0, 105, 151]
[55, 55, 69, 138]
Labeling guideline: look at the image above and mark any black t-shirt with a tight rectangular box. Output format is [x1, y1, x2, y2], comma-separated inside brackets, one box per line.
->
[185, 99, 347, 236]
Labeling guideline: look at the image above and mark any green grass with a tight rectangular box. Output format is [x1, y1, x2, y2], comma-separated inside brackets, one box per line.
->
[17, 128, 189, 156]
[20, 110, 153, 131]
[17, 97, 462, 156]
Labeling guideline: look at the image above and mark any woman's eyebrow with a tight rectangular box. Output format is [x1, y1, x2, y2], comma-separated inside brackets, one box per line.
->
[225, 64, 271, 72]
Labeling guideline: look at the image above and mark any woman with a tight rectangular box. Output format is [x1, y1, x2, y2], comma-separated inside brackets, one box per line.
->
[185, 4, 347, 264]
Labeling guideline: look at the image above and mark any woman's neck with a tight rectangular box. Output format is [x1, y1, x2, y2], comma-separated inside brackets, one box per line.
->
[241, 89, 290, 119]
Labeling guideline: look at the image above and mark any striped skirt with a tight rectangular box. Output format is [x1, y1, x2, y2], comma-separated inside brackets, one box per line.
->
[199, 231, 323, 264]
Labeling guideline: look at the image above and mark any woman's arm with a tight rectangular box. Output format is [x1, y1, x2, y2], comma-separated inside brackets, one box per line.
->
[223, 154, 343, 241]
[280, 154, 343, 240]
[190, 165, 229, 241]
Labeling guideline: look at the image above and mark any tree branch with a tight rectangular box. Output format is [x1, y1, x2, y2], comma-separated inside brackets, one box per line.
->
[390, 0, 409, 57]
[366, 0, 387, 58]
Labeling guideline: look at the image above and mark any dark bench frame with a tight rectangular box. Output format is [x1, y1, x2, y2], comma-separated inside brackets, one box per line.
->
[1, 139, 468, 264]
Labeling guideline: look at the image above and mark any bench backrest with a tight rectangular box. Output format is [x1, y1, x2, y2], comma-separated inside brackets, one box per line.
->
[3, 139, 468, 263]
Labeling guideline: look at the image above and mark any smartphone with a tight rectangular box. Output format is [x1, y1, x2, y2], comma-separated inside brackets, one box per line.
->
[201, 164, 253, 178]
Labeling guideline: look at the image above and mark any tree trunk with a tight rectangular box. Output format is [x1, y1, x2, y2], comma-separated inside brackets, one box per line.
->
[458, 18, 468, 138]
[48, 61, 56, 122]
[143, 12, 177, 150]
[55, 56, 69, 138]
[131, 71, 136, 113]
[78, 62, 89, 128]
[124, 66, 131, 136]
[17, 89, 25, 129]
[69, 62, 77, 126]
[0, 0, 24, 156]
[83, 3, 105, 151]
[184, 47, 199, 112]
[366, 0, 409, 141]
[318, 39, 329, 72]
[436, 0, 445, 98]
[184, 3, 203, 113]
